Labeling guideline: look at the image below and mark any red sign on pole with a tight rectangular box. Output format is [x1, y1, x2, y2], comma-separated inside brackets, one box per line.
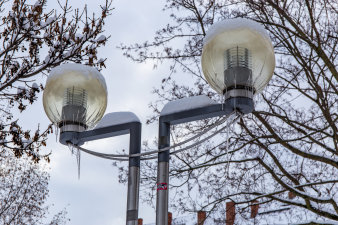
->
[157, 183, 168, 191]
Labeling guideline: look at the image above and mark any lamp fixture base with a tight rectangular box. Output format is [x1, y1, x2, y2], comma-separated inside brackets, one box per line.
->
[59, 123, 86, 146]
[223, 96, 254, 115]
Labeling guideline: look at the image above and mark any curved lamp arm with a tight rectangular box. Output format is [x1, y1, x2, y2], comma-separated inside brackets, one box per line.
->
[59, 116, 142, 225]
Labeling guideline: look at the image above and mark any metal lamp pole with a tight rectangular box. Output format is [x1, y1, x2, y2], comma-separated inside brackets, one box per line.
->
[156, 98, 253, 225]
[60, 119, 142, 225]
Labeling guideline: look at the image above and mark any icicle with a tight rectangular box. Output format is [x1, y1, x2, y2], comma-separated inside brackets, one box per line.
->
[54, 124, 59, 142]
[67, 142, 73, 155]
[67, 143, 81, 179]
[76, 148, 81, 179]
[225, 113, 237, 177]
[226, 121, 230, 154]
[226, 119, 230, 177]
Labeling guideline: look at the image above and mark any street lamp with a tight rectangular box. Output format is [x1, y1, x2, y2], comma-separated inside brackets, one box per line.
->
[201, 18, 275, 113]
[43, 63, 142, 225]
[43, 63, 107, 134]
[155, 18, 275, 225]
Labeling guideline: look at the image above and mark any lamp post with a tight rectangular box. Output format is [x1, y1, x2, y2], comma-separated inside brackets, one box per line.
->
[42, 64, 142, 225]
[155, 18, 275, 225]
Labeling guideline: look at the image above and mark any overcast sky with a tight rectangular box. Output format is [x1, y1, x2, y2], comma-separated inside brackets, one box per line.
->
[19, 0, 175, 224]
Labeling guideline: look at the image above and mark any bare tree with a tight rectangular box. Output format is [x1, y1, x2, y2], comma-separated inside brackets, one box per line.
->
[0, 151, 69, 225]
[0, 0, 112, 162]
[120, 0, 337, 223]
[0, 0, 112, 224]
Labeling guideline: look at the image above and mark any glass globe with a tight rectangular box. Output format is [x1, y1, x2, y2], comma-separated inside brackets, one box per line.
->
[43, 63, 107, 132]
[201, 18, 275, 95]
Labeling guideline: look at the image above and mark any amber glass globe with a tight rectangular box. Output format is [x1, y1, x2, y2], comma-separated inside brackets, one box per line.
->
[201, 18, 275, 95]
[43, 64, 107, 132]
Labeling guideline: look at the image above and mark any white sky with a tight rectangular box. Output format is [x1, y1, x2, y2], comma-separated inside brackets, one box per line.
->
[19, 0, 174, 224]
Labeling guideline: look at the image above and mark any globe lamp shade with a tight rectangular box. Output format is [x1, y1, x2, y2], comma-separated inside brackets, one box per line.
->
[43, 63, 107, 132]
[201, 18, 275, 113]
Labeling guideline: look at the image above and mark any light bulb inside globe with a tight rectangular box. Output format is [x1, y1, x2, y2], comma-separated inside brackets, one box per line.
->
[61, 87, 88, 131]
[223, 46, 253, 96]
[43, 63, 107, 133]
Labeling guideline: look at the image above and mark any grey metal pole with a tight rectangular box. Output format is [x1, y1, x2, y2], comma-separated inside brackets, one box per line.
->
[126, 122, 142, 225]
[154, 101, 249, 224]
[156, 120, 170, 225]
[59, 117, 143, 225]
